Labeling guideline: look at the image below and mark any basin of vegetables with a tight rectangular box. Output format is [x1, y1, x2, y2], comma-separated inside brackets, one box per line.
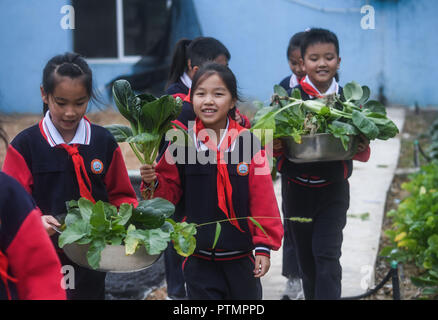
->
[58, 80, 196, 272]
[251, 81, 399, 163]
[58, 198, 197, 272]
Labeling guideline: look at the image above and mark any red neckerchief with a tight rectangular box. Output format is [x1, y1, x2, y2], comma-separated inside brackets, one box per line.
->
[58, 143, 95, 203]
[0, 250, 18, 300]
[194, 117, 246, 232]
[299, 77, 323, 98]
[39, 117, 95, 203]
[184, 89, 191, 103]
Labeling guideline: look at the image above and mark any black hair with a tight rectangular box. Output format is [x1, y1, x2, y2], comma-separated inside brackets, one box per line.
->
[286, 32, 306, 59]
[300, 28, 340, 59]
[41, 52, 94, 115]
[166, 37, 231, 88]
[190, 62, 240, 120]
[301, 28, 340, 82]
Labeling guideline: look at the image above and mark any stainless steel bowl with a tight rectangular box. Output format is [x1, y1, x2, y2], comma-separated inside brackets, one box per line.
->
[281, 133, 358, 163]
[63, 243, 160, 273]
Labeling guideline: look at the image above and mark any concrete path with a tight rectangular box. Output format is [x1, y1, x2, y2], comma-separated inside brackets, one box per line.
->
[261, 107, 406, 299]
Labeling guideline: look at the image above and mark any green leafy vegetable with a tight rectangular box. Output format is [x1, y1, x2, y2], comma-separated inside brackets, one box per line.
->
[106, 80, 184, 198]
[58, 197, 197, 270]
[251, 81, 399, 151]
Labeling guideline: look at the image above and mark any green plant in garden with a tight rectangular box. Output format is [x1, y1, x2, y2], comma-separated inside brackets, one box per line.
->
[426, 118, 438, 160]
[250, 81, 399, 150]
[380, 160, 438, 298]
[58, 198, 197, 269]
[105, 80, 184, 198]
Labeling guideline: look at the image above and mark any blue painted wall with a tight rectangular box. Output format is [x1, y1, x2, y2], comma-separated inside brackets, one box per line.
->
[0, 0, 72, 113]
[0, 0, 437, 114]
[193, 0, 438, 107]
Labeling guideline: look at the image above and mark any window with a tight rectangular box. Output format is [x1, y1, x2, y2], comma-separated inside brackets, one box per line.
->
[73, 0, 173, 62]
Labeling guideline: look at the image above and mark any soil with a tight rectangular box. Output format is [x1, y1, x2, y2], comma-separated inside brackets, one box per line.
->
[0, 109, 141, 170]
[368, 108, 438, 300]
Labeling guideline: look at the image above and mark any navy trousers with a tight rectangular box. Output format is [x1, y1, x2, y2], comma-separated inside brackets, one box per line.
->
[283, 179, 349, 300]
[164, 242, 187, 298]
[281, 175, 302, 279]
[183, 255, 262, 300]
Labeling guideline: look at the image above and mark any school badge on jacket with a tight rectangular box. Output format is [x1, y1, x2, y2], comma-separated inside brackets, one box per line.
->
[237, 162, 249, 176]
[91, 159, 104, 174]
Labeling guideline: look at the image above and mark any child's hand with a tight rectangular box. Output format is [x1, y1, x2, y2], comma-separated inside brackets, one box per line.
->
[254, 255, 271, 278]
[140, 162, 157, 184]
[234, 111, 242, 125]
[273, 138, 283, 152]
[357, 134, 370, 153]
[41, 215, 61, 236]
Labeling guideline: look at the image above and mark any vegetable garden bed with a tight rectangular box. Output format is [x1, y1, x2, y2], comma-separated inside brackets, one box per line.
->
[371, 107, 438, 300]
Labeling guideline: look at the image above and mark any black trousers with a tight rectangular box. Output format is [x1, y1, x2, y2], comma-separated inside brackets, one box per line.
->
[59, 253, 106, 300]
[183, 255, 262, 300]
[283, 179, 349, 300]
[281, 175, 301, 279]
[164, 242, 187, 298]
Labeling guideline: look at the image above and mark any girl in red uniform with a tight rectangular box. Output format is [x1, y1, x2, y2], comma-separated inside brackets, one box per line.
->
[3, 53, 138, 299]
[141, 63, 283, 299]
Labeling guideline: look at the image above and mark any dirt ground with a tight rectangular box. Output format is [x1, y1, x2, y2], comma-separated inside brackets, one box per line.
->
[0, 109, 142, 171]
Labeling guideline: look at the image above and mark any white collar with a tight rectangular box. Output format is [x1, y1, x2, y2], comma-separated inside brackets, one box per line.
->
[193, 118, 236, 152]
[180, 72, 192, 89]
[289, 74, 300, 89]
[42, 111, 91, 147]
[304, 75, 339, 96]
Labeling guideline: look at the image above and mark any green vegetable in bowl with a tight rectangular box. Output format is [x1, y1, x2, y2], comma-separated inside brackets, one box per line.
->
[251, 81, 399, 150]
[58, 197, 197, 270]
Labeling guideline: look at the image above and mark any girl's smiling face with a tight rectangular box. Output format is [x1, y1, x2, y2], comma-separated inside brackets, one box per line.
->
[192, 73, 236, 134]
[302, 42, 340, 93]
[41, 75, 89, 143]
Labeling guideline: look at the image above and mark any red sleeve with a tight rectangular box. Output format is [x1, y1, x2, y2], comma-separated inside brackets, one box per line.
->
[248, 149, 283, 251]
[7, 208, 66, 300]
[353, 145, 371, 162]
[104, 146, 138, 207]
[2, 145, 33, 194]
[146, 149, 183, 205]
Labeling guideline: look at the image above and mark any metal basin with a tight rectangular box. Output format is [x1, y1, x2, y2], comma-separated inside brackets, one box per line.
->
[63, 243, 160, 273]
[282, 133, 358, 163]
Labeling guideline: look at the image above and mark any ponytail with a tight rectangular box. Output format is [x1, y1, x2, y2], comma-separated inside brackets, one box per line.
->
[166, 39, 192, 89]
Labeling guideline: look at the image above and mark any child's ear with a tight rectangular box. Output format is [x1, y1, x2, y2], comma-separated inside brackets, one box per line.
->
[40, 86, 49, 104]
[337, 57, 341, 69]
[187, 59, 199, 79]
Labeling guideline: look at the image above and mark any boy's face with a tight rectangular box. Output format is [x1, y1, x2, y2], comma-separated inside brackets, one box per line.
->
[288, 48, 306, 79]
[302, 42, 340, 92]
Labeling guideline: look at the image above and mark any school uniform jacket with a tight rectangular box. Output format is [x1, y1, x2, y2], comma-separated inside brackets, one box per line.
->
[277, 84, 370, 187]
[0, 172, 65, 300]
[2, 118, 138, 217]
[279, 74, 301, 91]
[152, 121, 283, 259]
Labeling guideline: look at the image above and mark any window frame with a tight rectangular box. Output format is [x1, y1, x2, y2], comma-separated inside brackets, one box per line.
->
[85, 0, 141, 64]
